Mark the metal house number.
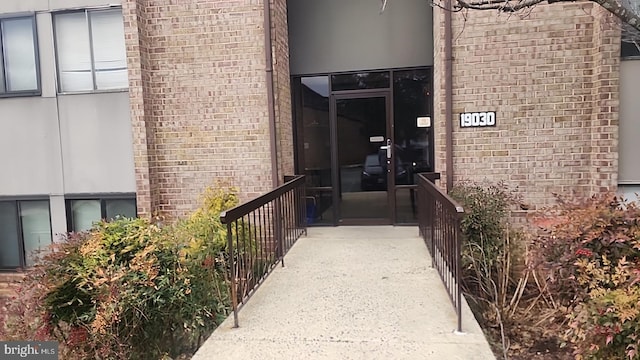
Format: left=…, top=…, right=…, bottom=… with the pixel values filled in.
left=460, top=111, right=496, bottom=128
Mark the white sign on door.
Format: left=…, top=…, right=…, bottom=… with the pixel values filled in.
left=417, top=116, right=431, bottom=128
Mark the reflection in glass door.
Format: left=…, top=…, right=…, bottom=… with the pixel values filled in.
left=294, top=68, right=433, bottom=225
left=333, top=95, right=392, bottom=223
left=392, top=68, right=433, bottom=223
left=296, top=76, right=334, bottom=225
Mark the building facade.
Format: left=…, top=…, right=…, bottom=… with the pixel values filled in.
left=0, top=1, right=137, bottom=269
left=0, top=0, right=637, bottom=269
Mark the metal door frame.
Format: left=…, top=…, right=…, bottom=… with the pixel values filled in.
left=329, top=90, right=395, bottom=225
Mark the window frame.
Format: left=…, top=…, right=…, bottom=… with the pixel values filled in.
left=0, top=197, right=51, bottom=270
left=0, top=14, right=41, bottom=98
left=65, top=193, right=137, bottom=232
left=52, top=7, right=128, bottom=94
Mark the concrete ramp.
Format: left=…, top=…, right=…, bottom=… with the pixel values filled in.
left=193, top=226, right=495, bottom=360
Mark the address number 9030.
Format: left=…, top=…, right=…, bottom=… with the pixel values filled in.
left=460, top=111, right=496, bottom=128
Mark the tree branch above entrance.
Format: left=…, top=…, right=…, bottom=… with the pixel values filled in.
left=382, top=0, right=640, bottom=41
left=453, top=0, right=640, bottom=34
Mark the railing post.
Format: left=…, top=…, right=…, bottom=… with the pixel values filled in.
left=227, top=222, right=239, bottom=328
left=274, top=197, right=284, bottom=267
left=455, top=212, right=463, bottom=333
left=301, top=185, right=308, bottom=236
left=430, top=196, right=436, bottom=268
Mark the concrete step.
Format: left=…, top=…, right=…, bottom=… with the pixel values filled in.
left=0, top=273, right=24, bottom=284
left=0, top=273, right=24, bottom=300
left=0, top=287, right=15, bottom=299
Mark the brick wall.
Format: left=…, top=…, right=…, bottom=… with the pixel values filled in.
left=433, top=3, right=620, bottom=210
left=123, top=0, right=293, bottom=219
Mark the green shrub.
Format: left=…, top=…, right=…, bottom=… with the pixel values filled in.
left=532, top=193, right=640, bottom=359
left=449, top=181, right=524, bottom=303
left=1, top=187, right=239, bottom=360
left=450, top=181, right=527, bottom=359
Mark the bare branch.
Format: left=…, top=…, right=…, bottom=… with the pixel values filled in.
left=592, top=0, right=640, bottom=31
left=453, top=0, right=640, bottom=33
left=380, top=0, right=389, bottom=13
left=456, top=0, right=553, bottom=12
left=431, top=1, right=466, bottom=12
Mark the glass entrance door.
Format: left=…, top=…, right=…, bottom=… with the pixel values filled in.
left=332, top=94, right=393, bottom=224
left=293, top=69, right=433, bottom=225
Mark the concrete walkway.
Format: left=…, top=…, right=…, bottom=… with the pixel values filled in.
left=193, top=226, right=495, bottom=360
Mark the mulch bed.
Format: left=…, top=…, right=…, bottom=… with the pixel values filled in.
left=483, top=319, right=575, bottom=360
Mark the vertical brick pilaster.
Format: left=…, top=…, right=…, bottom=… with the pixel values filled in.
left=272, top=0, right=295, bottom=179
left=590, top=6, right=620, bottom=194
left=432, top=4, right=448, bottom=190
left=123, top=0, right=155, bottom=218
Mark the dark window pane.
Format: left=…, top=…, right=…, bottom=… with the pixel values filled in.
left=105, top=199, right=136, bottom=220
left=20, top=200, right=52, bottom=267
left=622, top=23, right=640, bottom=58
left=301, top=76, right=332, bottom=188
left=336, top=97, right=389, bottom=220
left=622, top=41, right=640, bottom=58
left=0, top=26, right=5, bottom=93
left=0, top=202, right=20, bottom=268
left=395, top=188, right=418, bottom=224
left=331, top=71, right=390, bottom=91
left=393, top=69, right=433, bottom=184
left=305, top=189, right=334, bottom=225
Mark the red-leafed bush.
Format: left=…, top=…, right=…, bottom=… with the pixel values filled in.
left=532, top=193, right=640, bottom=359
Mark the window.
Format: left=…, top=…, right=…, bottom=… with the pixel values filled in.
left=331, top=71, right=390, bottom=91
left=66, top=196, right=136, bottom=232
left=622, top=40, right=640, bottom=58
left=619, top=185, right=640, bottom=202
left=0, top=200, right=52, bottom=269
left=0, top=16, right=39, bottom=95
left=54, top=9, right=128, bottom=92
left=622, top=8, right=640, bottom=59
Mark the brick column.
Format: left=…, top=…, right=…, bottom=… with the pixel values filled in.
left=433, top=3, right=620, bottom=209
left=123, top=0, right=283, bottom=219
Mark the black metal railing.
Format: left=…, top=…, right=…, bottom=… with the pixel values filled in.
left=417, top=173, right=465, bottom=332
left=220, top=175, right=307, bottom=327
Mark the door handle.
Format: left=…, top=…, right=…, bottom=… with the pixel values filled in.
left=382, top=139, right=392, bottom=159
